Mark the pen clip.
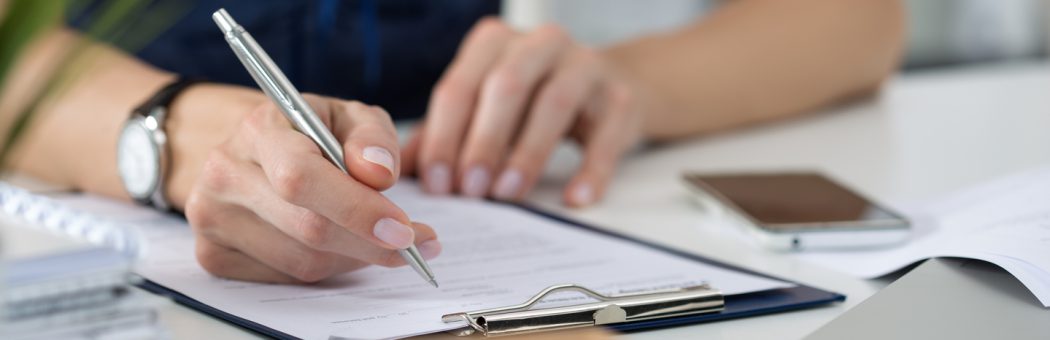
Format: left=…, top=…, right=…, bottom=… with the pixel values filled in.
left=441, top=283, right=724, bottom=337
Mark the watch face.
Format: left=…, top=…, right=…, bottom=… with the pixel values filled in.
left=117, top=120, right=160, bottom=199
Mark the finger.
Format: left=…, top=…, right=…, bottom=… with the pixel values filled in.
left=400, top=124, right=424, bottom=178
left=191, top=200, right=371, bottom=283
left=458, top=25, right=573, bottom=198
left=564, top=82, right=640, bottom=208
left=331, top=100, right=401, bottom=191
left=194, top=235, right=298, bottom=284
left=418, top=17, right=516, bottom=195
left=215, top=152, right=440, bottom=264
left=492, top=48, right=602, bottom=201
left=246, top=124, right=427, bottom=252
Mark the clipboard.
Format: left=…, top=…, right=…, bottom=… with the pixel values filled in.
left=137, top=202, right=845, bottom=339
left=441, top=283, right=726, bottom=336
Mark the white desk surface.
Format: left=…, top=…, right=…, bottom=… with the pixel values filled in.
left=152, top=61, right=1050, bottom=339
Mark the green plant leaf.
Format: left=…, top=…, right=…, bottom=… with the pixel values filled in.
left=0, top=0, right=65, bottom=89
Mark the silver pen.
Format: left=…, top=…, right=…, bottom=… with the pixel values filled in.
left=212, top=8, right=437, bottom=288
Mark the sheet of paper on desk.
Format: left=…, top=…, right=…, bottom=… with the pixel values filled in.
left=54, top=182, right=793, bottom=340
left=793, top=165, right=1050, bottom=307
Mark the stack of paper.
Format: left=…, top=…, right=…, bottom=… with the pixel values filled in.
left=793, top=166, right=1050, bottom=307
left=1, top=223, right=167, bottom=339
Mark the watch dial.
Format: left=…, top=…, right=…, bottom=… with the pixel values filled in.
left=117, top=121, right=159, bottom=199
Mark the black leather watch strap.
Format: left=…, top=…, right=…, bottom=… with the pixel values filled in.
left=133, top=77, right=204, bottom=116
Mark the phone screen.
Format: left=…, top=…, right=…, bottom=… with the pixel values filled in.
left=686, top=173, right=903, bottom=229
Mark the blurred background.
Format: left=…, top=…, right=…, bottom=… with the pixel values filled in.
left=1, top=1, right=1047, bottom=338
left=505, top=0, right=1050, bottom=72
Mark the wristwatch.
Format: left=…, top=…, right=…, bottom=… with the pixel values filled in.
left=116, top=77, right=201, bottom=211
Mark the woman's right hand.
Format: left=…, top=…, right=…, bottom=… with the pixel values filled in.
left=182, top=93, right=441, bottom=284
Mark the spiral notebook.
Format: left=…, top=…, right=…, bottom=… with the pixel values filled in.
left=0, top=181, right=844, bottom=339
left=0, top=183, right=143, bottom=257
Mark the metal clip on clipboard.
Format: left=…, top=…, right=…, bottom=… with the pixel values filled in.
left=441, top=283, right=725, bottom=337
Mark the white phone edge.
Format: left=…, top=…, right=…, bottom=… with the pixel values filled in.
left=741, top=222, right=910, bottom=251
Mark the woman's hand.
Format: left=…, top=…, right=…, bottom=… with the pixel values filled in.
left=402, top=18, right=645, bottom=207
left=184, top=94, right=441, bottom=283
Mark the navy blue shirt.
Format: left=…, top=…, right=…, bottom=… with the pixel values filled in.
left=68, top=0, right=499, bottom=120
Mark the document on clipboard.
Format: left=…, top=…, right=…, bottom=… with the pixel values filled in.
left=6, top=181, right=839, bottom=339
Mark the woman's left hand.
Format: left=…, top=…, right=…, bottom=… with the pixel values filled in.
left=402, top=18, right=646, bottom=207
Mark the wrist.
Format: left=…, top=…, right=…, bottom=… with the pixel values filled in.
left=164, top=83, right=266, bottom=210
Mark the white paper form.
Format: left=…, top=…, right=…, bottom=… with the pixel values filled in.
left=55, top=182, right=793, bottom=340
left=793, top=166, right=1050, bottom=307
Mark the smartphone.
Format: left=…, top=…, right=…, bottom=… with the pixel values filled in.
left=683, top=172, right=910, bottom=251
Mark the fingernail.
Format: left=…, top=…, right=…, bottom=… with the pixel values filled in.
left=493, top=169, right=523, bottom=200
left=462, top=166, right=490, bottom=198
left=362, top=146, right=395, bottom=175
left=418, top=240, right=442, bottom=260
left=426, top=163, right=451, bottom=194
left=373, top=218, right=415, bottom=249
left=571, top=183, right=593, bottom=206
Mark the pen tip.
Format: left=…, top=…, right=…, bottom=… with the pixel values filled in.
left=429, top=279, right=439, bottom=288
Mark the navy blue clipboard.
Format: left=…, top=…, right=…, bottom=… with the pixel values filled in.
left=137, top=203, right=845, bottom=339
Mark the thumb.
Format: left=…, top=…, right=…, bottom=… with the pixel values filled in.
left=335, top=101, right=402, bottom=191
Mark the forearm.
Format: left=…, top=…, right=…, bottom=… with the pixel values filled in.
left=1, top=28, right=262, bottom=209
left=604, top=0, right=905, bottom=141
left=1, top=27, right=170, bottom=194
